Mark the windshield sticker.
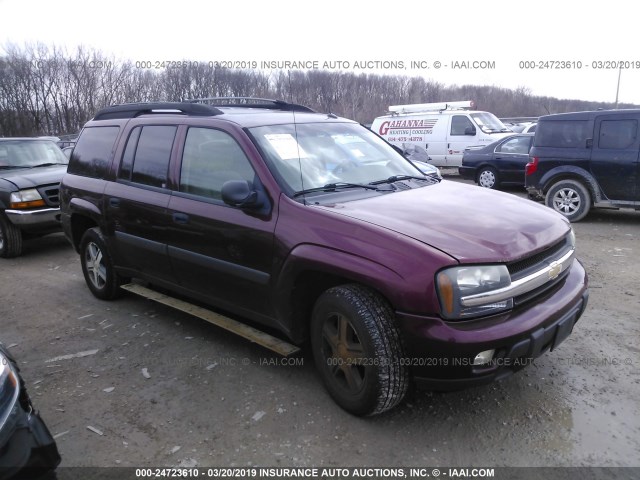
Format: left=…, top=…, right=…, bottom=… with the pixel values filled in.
left=264, top=133, right=308, bottom=160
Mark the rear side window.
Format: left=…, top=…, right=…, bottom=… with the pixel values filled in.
left=598, top=119, right=637, bottom=149
left=68, top=126, right=119, bottom=178
left=496, top=136, right=531, bottom=154
left=535, top=120, right=590, bottom=148
left=118, top=126, right=176, bottom=188
left=179, top=127, right=255, bottom=200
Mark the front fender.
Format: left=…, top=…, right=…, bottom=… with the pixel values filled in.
left=272, top=243, right=407, bottom=342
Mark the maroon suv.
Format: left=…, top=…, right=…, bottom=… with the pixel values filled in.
left=60, top=99, right=588, bottom=416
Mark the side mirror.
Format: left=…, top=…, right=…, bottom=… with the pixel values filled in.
left=221, top=180, right=262, bottom=209
left=465, top=126, right=476, bottom=136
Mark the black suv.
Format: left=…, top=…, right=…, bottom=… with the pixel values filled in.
left=0, top=138, right=68, bottom=257
left=60, top=99, right=587, bottom=416
left=525, top=109, right=640, bottom=222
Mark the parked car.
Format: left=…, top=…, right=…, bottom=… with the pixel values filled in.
left=61, top=99, right=588, bottom=416
left=0, top=344, right=61, bottom=479
left=0, top=138, right=68, bottom=257
left=61, top=147, right=73, bottom=159
left=526, top=109, right=640, bottom=222
left=400, top=144, right=442, bottom=180
left=459, top=133, right=533, bottom=189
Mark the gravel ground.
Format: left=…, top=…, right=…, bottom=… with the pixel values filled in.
left=1, top=178, right=639, bottom=471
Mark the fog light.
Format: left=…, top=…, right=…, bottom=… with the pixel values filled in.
left=473, top=349, right=495, bottom=365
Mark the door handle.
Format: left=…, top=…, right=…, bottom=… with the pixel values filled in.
left=172, top=212, right=189, bottom=224
left=109, top=198, right=120, bottom=208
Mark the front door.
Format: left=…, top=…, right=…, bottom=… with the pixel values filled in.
left=166, top=126, right=277, bottom=319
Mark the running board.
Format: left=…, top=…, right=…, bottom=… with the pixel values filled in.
left=120, top=283, right=301, bottom=357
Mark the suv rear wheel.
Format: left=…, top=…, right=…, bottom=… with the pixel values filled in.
left=80, top=227, right=126, bottom=300
left=310, top=284, right=409, bottom=416
left=0, top=213, right=23, bottom=258
left=545, top=179, right=591, bottom=222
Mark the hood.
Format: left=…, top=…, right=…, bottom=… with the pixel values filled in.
left=0, top=165, right=68, bottom=190
left=317, top=181, right=570, bottom=263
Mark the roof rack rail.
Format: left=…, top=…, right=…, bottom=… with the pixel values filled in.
left=93, top=102, right=223, bottom=120
left=185, top=97, right=315, bottom=113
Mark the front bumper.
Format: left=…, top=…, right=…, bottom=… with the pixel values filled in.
left=0, top=407, right=60, bottom=480
left=4, top=208, right=62, bottom=232
left=396, top=259, right=589, bottom=390
left=0, top=347, right=61, bottom=480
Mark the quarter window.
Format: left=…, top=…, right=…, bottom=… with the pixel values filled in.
left=535, top=121, right=589, bottom=148
left=180, top=128, right=255, bottom=200
left=68, top=126, right=119, bottom=178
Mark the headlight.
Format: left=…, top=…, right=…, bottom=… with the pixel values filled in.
left=436, top=265, right=512, bottom=319
left=0, top=351, right=20, bottom=433
left=9, top=188, right=46, bottom=209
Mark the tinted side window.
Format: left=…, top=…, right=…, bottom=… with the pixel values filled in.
left=450, top=115, right=475, bottom=136
left=180, top=128, right=255, bottom=200
left=535, top=120, right=590, bottom=148
left=497, top=136, right=531, bottom=154
left=131, top=126, right=177, bottom=188
left=119, top=127, right=141, bottom=181
left=598, top=119, right=637, bottom=149
left=68, top=126, right=119, bottom=178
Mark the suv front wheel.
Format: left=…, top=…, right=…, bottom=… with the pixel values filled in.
left=310, top=284, right=409, bottom=416
left=545, top=179, right=591, bottom=222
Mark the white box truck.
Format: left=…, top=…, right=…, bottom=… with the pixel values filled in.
left=371, top=101, right=513, bottom=167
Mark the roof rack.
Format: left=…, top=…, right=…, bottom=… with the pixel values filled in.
left=185, top=97, right=315, bottom=113
left=388, top=101, right=475, bottom=115
left=93, top=102, right=223, bottom=120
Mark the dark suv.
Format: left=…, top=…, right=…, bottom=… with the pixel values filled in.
left=0, top=138, right=68, bottom=257
left=526, top=109, right=640, bottom=222
left=60, top=99, right=588, bottom=416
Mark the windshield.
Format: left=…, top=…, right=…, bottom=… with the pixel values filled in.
left=0, top=140, right=68, bottom=168
left=249, top=122, right=424, bottom=193
left=470, top=113, right=510, bottom=134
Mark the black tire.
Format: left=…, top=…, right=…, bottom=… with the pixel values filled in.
left=79, top=227, right=125, bottom=300
left=310, top=284, right=409, bottom=416
left=0, top=212, right=23, bottom=258
left=477, top=166, right=499, bottom=189
left=545, top=179, right=591, bottom=222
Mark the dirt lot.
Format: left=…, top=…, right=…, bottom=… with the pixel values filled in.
left=1, top=179, right=639, bottom=471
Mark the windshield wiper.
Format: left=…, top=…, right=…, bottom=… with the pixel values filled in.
left=30, top=162, right=68, bottom=168
left=293, top=182, right=381, bottom=197
left=0, top=165, right=30, bottom=170
left=369, top=174, right=429, bottom=185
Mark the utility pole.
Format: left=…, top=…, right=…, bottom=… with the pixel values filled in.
left=614, top=66, right=622, bottom=108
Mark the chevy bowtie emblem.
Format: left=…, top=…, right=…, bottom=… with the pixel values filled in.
left=548, top=261, right=562, bottom=280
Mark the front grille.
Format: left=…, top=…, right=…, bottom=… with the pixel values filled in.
left=37, top=184, right=61, bottom=207
left=508, top=236, right=571, bottom=280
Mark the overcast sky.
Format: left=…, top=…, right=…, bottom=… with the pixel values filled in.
left=2, top=0, right=639, bottom=106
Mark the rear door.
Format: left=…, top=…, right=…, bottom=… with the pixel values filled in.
left=494, top=135, right=532, bottom=183
left=104, top=124, right=177, bottom=282
left=591, top=115, right=639, bottom=202
left=166, top=125, right=277, bottom=318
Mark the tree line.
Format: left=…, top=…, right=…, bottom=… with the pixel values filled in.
left=1, top=43, right=636, bottom=137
